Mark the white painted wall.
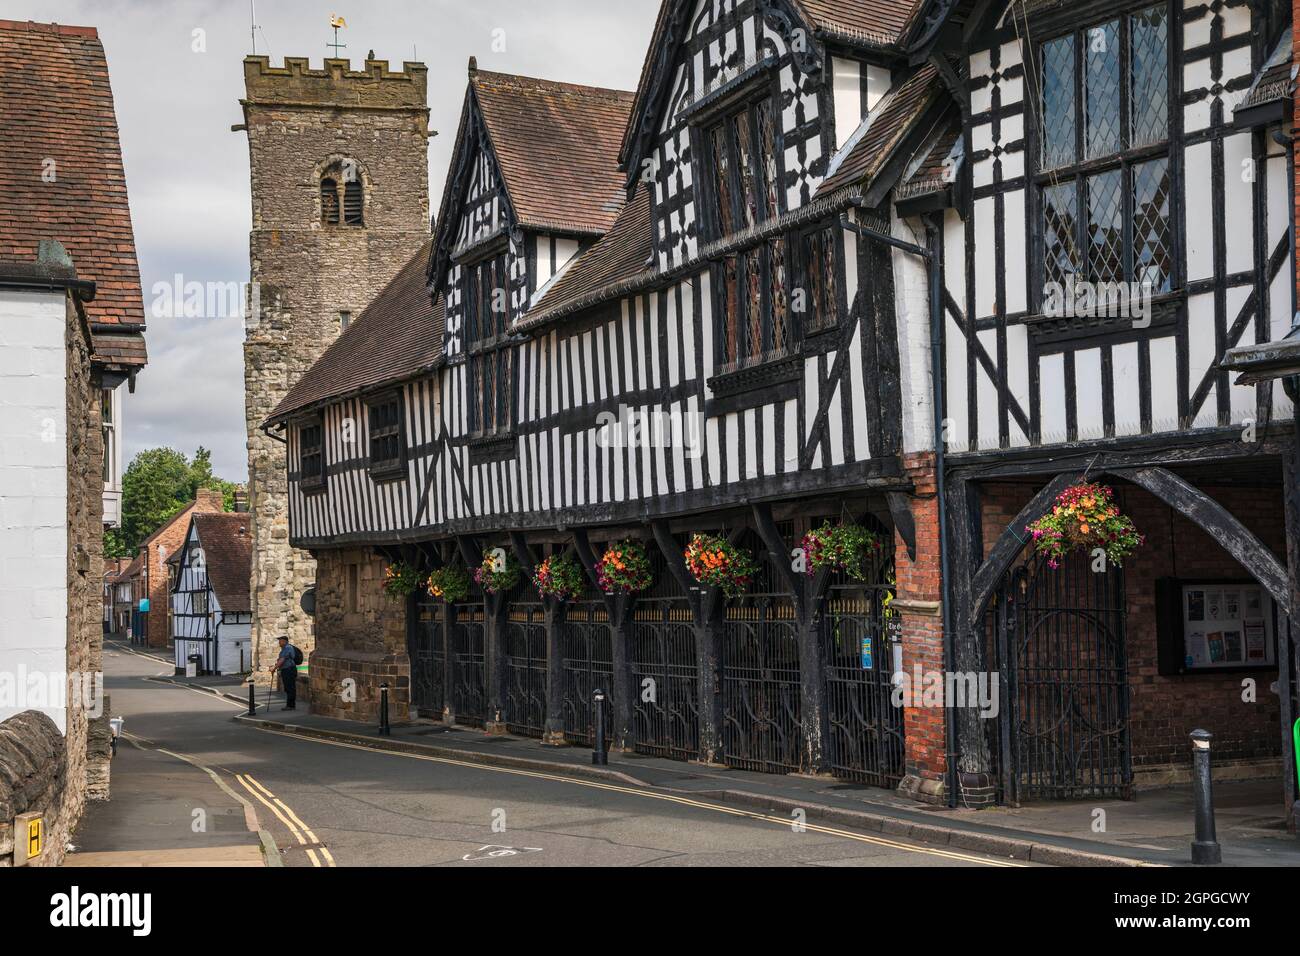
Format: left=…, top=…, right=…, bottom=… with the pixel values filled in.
left=102, top=383, right=122, bottom=528
left=0, top=288, right=70, bottom=732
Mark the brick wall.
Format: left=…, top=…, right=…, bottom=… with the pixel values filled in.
left=138, top=488, right=225, bottom=648
left=308, top=548, right=411, bottom=722
left=978, top=477, right=1286, bottom=776
left=893, top=452, right=949, bottom=803
left=241, top=57, right=431, bottom=681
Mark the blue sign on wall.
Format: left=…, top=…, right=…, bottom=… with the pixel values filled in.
left=860, top=635, right=873, bottom=670
left=138, top=598, right=150, bottom=613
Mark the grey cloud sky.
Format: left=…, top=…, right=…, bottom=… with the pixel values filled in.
left=11, top=0, right=659, bottom=481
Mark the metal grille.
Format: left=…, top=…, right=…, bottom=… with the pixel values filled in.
left=410, top=595, right=445, bottom=715
left=560, top=602, right=613, bottom=745
left=630, top=602, right=700, bottom=760
left=822, top=568, right=904, bottom=787
left=504, top=603, right=547, bottom=737
left=449, top=604, right=487, bottom=727
left=992, top=550, right=1131, bottom=801
left=723, top=594, right=802, bottom=773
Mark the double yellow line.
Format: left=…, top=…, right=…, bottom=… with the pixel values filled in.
left=235, top=773, right=335, bottom=867
left=252, top=726, right=1023, bottom=867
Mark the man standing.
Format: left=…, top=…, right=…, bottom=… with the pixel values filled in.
left=271, top=635, right=301, bottom=710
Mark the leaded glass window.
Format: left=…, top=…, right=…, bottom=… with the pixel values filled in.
left=1036, top=3, right=1173, bottom=304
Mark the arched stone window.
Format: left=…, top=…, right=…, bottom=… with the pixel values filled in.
left=319, top=159, right=364, bottom=227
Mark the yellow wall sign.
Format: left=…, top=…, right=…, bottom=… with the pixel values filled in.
left=14, top=812, right=43, bottom=866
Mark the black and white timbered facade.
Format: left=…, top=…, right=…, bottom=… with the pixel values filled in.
left=169, top=513, right=253, bottom=676
left=268, top=0, right=1300, bottom=814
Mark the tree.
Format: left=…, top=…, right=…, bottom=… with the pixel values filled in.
left=103, top=447, right=237, bottom=557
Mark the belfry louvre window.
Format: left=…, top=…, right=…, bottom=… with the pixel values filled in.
left=299, top=421, right=324, bottom=489
left=320, top=178, right=340, bottom=225
left=464, top=252, right=512, bottom=436
left=367, top=394, right=405, bottom=478
left=1037, top=4, right=1173, bottom=303
left=343, top=179, right=364, bottom=225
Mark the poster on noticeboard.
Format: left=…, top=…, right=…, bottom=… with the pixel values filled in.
left=1181, top=583, right=1275, bottom=671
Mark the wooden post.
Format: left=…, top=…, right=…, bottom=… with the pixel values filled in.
left=1281, top=433, right=1300, bottom=820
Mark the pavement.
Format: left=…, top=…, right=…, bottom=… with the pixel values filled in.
left=79, top=641, right=1023, bottom=867
left=87, top=637, right=1300, bottom=867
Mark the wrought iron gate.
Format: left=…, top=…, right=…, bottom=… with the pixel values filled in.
left=722, top=594, right=802, bottom=773
left=449, top=603, right=487, bottom=727
left=561, top=602, right=613, bottom=745
left=991, top=550, right=1131, bottom=801
left=822, top=573, right=904, bottom=787
left=409, top=594, right=445, bottom=716
left=504, top=602, right=547, bottom=737
left=630, top=602, right=699, bottom=760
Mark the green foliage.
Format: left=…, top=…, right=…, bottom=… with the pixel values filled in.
left=104, top=446, right=238, bottom=557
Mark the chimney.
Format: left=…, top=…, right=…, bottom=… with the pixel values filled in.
left=232, top=486, right=248, bottom=512
left=194, top=487, right=226, bottom=512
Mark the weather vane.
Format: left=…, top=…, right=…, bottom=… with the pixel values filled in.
left=327, top=14, right=347, bottom=58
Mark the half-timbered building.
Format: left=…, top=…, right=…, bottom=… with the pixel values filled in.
left=169, top=512, right=254, bottom=676
left=264, top=0, right=1300, bottom=820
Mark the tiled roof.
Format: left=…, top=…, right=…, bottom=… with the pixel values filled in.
left=267, top=241, right=443, bottom=423
left=818, top=64, right=941, bottom=197
left=191, top=513, right=252, bottom=615
left=794, top=0, right=920, bottom=44
left=895, top=116, right=962, bottom=201
left=471, top=68, right=634, bottom=236
left=524, top=187, right=653, bottom=328
left=0, top=21, right=146, bottom=337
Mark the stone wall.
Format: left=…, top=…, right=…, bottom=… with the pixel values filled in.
left=241, top=56, right=430, bottom=679
left=0, top=712, right=66, bottom=866
left=308, top=548, right=410, bottom=722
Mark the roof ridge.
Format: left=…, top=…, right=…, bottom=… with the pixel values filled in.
left=0, top=20, right=99, bottom=38
left=473, top=68, right=635, bottom=102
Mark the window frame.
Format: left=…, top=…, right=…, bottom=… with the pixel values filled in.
left=366, top=391, right=406, bottom=481
left=297, top=417, right=326, bottom=492
left=461, top=249, right=514, bottom=438
left=699, top=89, right=784, bottom=244
left=795, top=223, right=843, bottom=338
left=1029, top=1, right=1178, bottom=313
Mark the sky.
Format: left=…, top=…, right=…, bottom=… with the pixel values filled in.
left=10, top=0, right=660, bottom=482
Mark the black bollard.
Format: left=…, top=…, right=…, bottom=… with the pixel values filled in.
left=379, top=683, right=391, bottom=736
left=1189, top=729, right=1222, bottom=864
left=592, top=688, right=608, bottom=765
left=247, top=681, right=256, bottom=717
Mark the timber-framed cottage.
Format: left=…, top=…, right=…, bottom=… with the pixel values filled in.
left=262, top=0, right=1300, bottom=821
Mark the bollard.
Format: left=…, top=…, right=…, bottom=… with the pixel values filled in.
left=1190, top=729, right=1222, bottom=864
left=247, top=681, right=256, bottom=717
left=379, top=683, right=391, bottom=736
left=592, top=688, right=608, bottom=765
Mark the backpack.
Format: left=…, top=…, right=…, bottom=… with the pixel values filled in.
left=292, top=646, right=304, bottom=665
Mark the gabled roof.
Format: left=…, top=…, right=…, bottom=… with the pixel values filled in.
left=620, top=0, right=920, bottom=183
left=525, top=186, right=654, bottom=327
left=429, top=63, right=633, bottom=291
left=267, top=241, right=443, bottom=424
left=817, top=64, right=942, bottom=198
left=188, top=513, right=252, bottom=614
left=0, top=20, right=147, bottom=367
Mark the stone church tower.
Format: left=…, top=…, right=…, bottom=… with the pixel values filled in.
left=238, top=55, right=430, bottom=673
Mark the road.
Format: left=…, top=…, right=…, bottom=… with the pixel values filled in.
left=93, top=640, right=1027, bottom=868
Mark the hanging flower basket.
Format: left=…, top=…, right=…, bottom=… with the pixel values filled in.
left=800, top=522, right=884, bottom=581
left=383, top=560, right=426, bottom=599
left=1027, top=482, right=1144, bottom=569
left=684, top=533, right=758, bottom=597
left=426, top=565, right=470, bottom=603
left=474, top=550, right=521, bottom=595
left=533, top=553, right=585, bottom=601
left=596, top=540, right=653, bottom=595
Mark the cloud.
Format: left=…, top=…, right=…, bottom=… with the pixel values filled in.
left=9, top=0, right=660, bottom=488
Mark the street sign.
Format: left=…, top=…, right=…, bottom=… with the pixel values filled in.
left=860, top=635, right=873, bottom=669
left=14, top=812, right=43, bottom=866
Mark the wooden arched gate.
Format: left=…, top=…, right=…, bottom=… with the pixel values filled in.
left=987, top=549, right=1132, bottom=801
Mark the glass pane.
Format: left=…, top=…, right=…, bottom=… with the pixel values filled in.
left=769, top=238, right=788, bottom=353
left=1085, top=20, right=1120, bottom=159
left=734, top=110, right=760, bottom=229
left=1132, top=157, right=1172, bottom=292
left=1041, top=35, right=1077, bottom=169
left=755, top=99, right=780, bottom=221
left=1043, top=182, right=1080, bottom=291
left=711, top=124, right=735, bottom=235
left=1087, top=169, right=1124, bottom=284
left=744, top=246, right=763, bottom=361
left=818, top=227, right=836, bottom=328
left=721, top=257, right=740, bottom=364
left=1130, top=6, right=1168, bottom=148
